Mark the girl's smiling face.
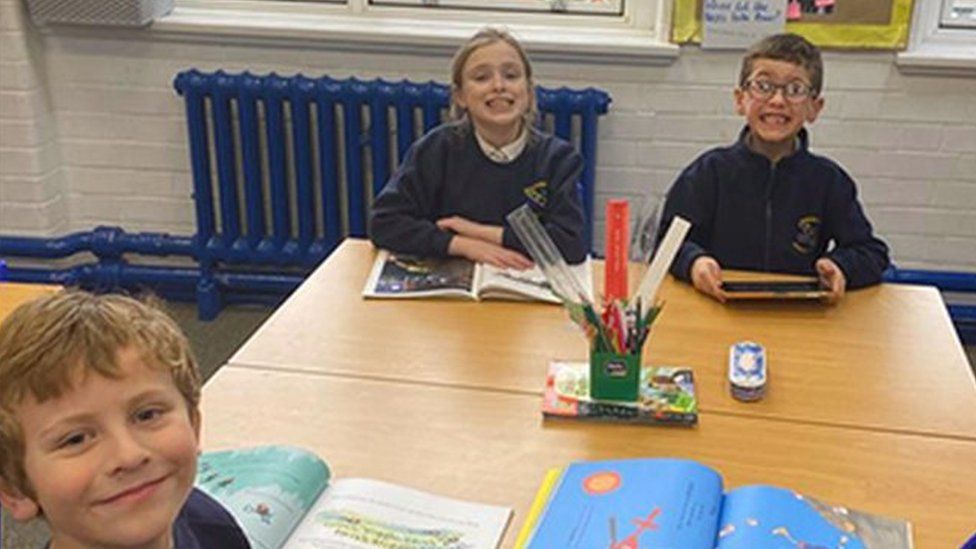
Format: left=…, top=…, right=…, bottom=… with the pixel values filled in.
left=454, top=40, right=532, bottom=145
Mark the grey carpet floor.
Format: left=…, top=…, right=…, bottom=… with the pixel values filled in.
left=3, top=302, right=975, bottom=548
left=163, top=302, right=274, bottom=381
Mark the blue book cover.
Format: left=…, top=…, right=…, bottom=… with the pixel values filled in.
left=526, top=459, right=724, bottom=548
left=522, top=459, right=911, bottom=549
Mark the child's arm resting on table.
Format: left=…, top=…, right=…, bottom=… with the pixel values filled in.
left=369, top=144, right=454, bottom=258
left=437, top=216, right=504, bottom=245
left=434, top=217, right=531, bottom=269
left=448, top=235, right=532, bottom=269
left=822, top=169, right=890, bottom=290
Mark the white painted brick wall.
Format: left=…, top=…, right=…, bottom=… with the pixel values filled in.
left=0, top=25, right=973, bottom=272
left=0, top=0, right=65, bottom=235
left=0, top=195, right=67, bottom=232
left=1, top=118, right=53, bottom=147
left=0, top=171, right=61, bottom=202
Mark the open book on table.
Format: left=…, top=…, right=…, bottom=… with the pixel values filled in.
left=196, top=445, right=512, bottom=549
left=362, top=249, right=593, bottom=304
left=516, top=458, right=911, bottom=549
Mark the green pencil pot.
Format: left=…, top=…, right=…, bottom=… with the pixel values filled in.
left=589, top=351, right=641, bottom=402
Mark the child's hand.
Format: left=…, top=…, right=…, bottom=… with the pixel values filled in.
left=816, top=258, right=846, bottom=305
left=437, top=216, right=504, bottom=245
left=691, top=256, right=727, bottom=303
left=448, top=235, right=533, bottom=270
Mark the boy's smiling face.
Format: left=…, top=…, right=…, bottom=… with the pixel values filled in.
left=735, top=58, right=824, bottom=158
left=2, top=346, right=200, bottom=549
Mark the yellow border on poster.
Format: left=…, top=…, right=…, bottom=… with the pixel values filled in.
left=671, top=0, right=914, bottom=49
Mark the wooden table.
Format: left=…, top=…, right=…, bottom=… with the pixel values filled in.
left=229, top=239, right=976, bottom=440
left=0, top=281, right=60, bottom=324
left=201, top=366, right=976, bottom=549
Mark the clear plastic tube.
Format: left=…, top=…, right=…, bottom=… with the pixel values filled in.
left=506, top=205, right=591, bottom=304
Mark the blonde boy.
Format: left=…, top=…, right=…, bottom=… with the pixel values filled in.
left=0, top=291, right=249, bottom=549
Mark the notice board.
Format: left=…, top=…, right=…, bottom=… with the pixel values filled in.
left=673, top=0, right=914, bottom=49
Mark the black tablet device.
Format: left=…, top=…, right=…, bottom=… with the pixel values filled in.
left=721, top=280, right=827, bottom=300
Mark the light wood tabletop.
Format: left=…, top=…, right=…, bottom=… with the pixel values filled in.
left=229, top=239, right=976, bottom=441
left=0, top=281, right=60, bottom=324
left=202, top=366, right=976, bottom=549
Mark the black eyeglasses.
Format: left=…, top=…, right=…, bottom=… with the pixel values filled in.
left=743, top=79, right=816, bottom=103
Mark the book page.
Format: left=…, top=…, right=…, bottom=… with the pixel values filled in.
left=478, top=257, right=593, bottom=304
left=717, top=485, right=912, bottom=549
left=526, top=458, right=723, bottom=548
left=477, top=264, right=559, bottom=303
left=283, top=478, right=512, bottom=548
left=196, top=446, right=332, bottom=549
left=362, top=250, right=477, bottom=300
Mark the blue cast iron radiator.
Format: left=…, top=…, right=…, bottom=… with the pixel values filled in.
left=0, top=70, right=612, bottom=319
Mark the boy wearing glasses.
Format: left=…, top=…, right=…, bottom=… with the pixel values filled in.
left=658, top=33, right=889, bottom=303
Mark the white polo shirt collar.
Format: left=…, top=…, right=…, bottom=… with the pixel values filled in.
left=474, top=125, right=529, bottom=164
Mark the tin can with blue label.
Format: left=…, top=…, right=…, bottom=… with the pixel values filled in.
left=729, top=341, right=767, bottom=402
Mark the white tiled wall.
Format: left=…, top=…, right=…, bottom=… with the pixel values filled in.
left=1, top=0, right=974, bottom=270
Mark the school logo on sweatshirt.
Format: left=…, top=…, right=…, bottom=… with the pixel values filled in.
left=523, top=180, right=548, bottom=208
left=793, top=215, right=821, bottom=254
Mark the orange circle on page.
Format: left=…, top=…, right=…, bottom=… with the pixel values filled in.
left=582, top=471, right=621, bottom=495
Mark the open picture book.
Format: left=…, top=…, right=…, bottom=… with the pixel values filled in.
left=516, top=458, right=911, bottom=549
left=362, top=249, right=592, bottom=304
left=196, top=445, right=512, bottom=549
left=543, top=361, right=698, bottom=426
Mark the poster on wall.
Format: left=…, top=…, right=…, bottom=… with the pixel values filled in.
left=702, top=0, right=788, bottom=49
left=673, top=0, right=914, bottom=49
